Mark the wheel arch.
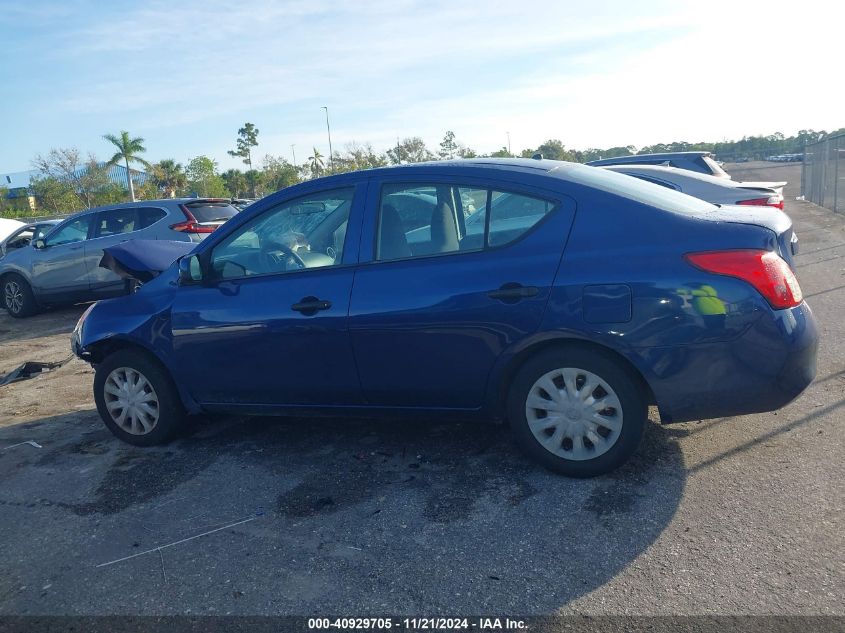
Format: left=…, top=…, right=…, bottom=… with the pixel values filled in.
left=1, top=268, right=40, bottom=314
left=1, top=269, right=34, bottom=291
left=85, top=335, right=202, bottom=414
left=487, top=335, right=656, bottom=420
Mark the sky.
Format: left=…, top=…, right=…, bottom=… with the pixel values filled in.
left=1, top=0, right=843, bottom=173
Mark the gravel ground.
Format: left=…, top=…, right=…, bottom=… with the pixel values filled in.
left=0, top=163, right=842, bottom=616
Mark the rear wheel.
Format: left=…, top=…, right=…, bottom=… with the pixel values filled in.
left=94, top=349, right=184, bottom=446
left=508, top=347, right=646, bottom=477
left=3, top=274, right=38, bottom=318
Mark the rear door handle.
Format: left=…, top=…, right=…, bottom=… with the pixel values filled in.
left=487, top=283, right=539, bottom=303
left=291, top=296, right=332, bottom=315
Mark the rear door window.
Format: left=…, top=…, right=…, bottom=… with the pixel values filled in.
left=94, top=208, right=138, bottom=237
left=376, top=183, right=556, bottom=261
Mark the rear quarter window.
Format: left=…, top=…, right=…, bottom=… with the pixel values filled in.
left=139, top=207, right=167, bottom=229
left=698, top=155, right=731, bottom=178
left=562, top=164, right=717, bottom=215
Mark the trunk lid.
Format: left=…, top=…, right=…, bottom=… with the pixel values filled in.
left=738, top=181, right=787, bottom=197
left=683, top=204, right=797, bottom=267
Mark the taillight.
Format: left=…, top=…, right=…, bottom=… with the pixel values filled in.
left=684, top=249, right=802, bottom=309
left=736, top=196, right=784, bottom=211
left=170, top=205, right=215, bottom=234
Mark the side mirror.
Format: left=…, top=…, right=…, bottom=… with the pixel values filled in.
left=178, top=255, right=203, bottom=285
left=33, top=239, right=46, bottom=250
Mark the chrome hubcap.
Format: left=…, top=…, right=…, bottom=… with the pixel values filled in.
left=4, top=281, right=23, bottom=314
left=525, top=367, right=623, bottom=461
left=103, top=367, right=160, bottom=435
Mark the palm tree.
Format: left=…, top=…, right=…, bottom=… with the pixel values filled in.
left=152, top=159, right=187, bottom=198
left=308, top=147, right=325, bottom=178
left=103, top=130, right=151, bottom=202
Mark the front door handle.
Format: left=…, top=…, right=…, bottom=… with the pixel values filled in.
left=487, top=283, right=539, bottom=304
left=291, top=296, right=332, bottom=315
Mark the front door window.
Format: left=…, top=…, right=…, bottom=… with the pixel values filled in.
left=210, top=188, right=354, bottom=280
left=45, top=216, right=93, bottom=246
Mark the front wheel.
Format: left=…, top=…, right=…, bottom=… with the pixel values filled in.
left=3, top=274, right=39, bottom=318
left=94, top=349, right=184, bottom=446
left=508, top=347, right=647, bottom=477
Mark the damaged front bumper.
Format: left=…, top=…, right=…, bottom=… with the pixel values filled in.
left=71, top=303, right=97, bottom=362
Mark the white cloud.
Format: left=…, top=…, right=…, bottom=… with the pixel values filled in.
left=4, top=0, right=843, bottom=170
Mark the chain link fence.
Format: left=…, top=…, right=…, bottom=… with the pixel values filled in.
left=802, top=133, right=845, bottom=213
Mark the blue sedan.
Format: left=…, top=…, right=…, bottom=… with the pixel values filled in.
left=71, top=159, right=817, bottom=477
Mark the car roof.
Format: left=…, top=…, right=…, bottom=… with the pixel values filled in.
left=323, top=158, right=558, bottom=179
left=55, top=198, right=236, bottom=222
left=256, top=158, right=669, bottom=204
left=278, top=158, right=587, bottom=189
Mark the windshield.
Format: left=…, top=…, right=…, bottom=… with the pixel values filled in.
left=34, top=223, right=59, bottom=240
left=559, top=164, right=718, bottom=215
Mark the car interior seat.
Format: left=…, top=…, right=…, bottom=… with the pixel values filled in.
left=104, top=218, right=123, bottom=235
left=429, top=202, right=459, bottom=253
left=378, top=204, right=412, bottom=260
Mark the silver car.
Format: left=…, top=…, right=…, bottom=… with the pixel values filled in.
left=602, top=165, right=786, bottom=210
left=1, top=198, right=238, bottom=317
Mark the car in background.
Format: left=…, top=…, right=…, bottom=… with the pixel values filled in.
left=587, top=151, right=731, bottom=179
left=766, top=154, right=804, bottom=162
left=1, top=198, right=238, bottom=317
left=231, top=198, right=258, bottom=211
left=71, top=158, right=816, bottom=477
left=0, top=218, right=26, bottom=243
left=602, top=165, right=786, bottom=210
left=0, top=219, right=61, bottom=258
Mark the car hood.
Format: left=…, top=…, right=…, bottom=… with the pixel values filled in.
left=0, top=218, right=25, bottom=242
left=100, top=240, right=196, bottom=283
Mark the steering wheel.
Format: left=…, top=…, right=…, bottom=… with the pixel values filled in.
left=260, top=240, right=307, bottom=272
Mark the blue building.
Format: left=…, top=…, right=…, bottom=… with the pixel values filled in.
left=1, top=163, right=148, bottom=211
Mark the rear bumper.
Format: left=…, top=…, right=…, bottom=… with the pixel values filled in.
left=634, top=302, right=818, bottom=423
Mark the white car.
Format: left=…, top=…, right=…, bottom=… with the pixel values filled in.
left=0, top=218, right=26, bottom=243
left=602, top=165, right=786, bottom=211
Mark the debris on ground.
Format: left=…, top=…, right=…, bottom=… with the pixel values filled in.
left=0, top=356, right=73, bottom=387
left=3, top=440, right=43, bottom=450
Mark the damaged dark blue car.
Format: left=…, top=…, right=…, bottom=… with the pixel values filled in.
left=72, top=159, right=818, bottom=477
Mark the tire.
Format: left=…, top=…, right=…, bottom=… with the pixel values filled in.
left=94, top=349, right=185, bottom=446
left=507, top=347, right=647, bottom=477
left=3, top=274, right=39, bottom=318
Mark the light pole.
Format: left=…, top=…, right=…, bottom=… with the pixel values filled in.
left=507, top=131, right=511, bottom=155
left=321, top=106, right=334, bottom=173
left=290, top=144, right=297, bottom=168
